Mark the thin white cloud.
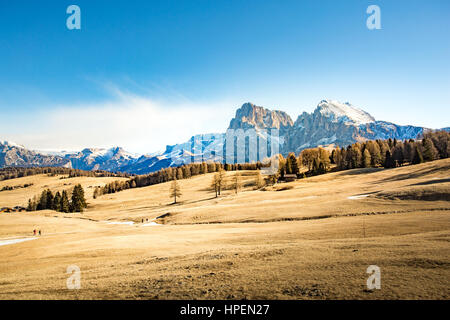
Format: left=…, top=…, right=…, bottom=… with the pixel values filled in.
left=0, top=89, right=236, bottom=154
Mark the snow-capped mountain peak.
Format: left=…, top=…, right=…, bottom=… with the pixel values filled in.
left=107, top=147, right=140, bottom=160
left=78, top=147, right=139, bottom=160
left=316, top=99, right=375, bottom=125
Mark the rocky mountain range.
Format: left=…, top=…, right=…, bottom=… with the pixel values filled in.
left=284, top=100, right=426, bottom=153
left=1, top=100, right=446, bottom=174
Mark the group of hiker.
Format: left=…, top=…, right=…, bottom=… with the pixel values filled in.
left=33, top=229, right=42, bottom=236
left=141, top=218, right=149, bottom=223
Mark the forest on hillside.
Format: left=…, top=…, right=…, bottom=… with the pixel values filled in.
left=94, top=130, right=450, bottom=198
left=0, top=166, right=131, bottom=182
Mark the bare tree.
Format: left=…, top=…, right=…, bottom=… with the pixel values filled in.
left=255, top=170, right=265, bottom=189
left=217, top=169, right=225, bottom=195
left=170, top=178, right=182, bottom=204
left=210, top=173, right=220, bottom=198
left=231, top=172, right=242, bottom=194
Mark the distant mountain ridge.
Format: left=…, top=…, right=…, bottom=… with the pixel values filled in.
left=225, top=100, right=427, bottom=154
left=285, top=100, right=426, bottom=153
left=1, top=100, right=446, bottom=174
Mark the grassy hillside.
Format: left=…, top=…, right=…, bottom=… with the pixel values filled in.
left=0, top=159, right=448, bottom=299
left=0, top=174, right=129, bottom=208
left=83, top=158, right=449, bottom=224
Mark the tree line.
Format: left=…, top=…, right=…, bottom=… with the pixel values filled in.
left=277, top=130, right=449, bottom=178
left=26, top=184, right=87, bottom=213
left=0, top=183, right=33, bottom=192
left=94, top=130, right=449, bottom=199
left=0, top=166, right=131, bottom=182
left=93, top=161, right=264, bottom=198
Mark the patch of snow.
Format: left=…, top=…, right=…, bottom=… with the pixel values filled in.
left=35, top=149, right=77, bottom=156
left=141, top=222, right=162, bottom=226
left=298, top=143, right=311, bottom=149
left=318, top=100, right=375, bottom=125
left=347, top=194, right=370, bottom=200
left=0, top=237, right=37, bottom=247
left=90, top=148, right=112, bottom=158
left=317, top=134, right=337, bottom=145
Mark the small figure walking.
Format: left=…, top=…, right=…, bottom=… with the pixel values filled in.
left=33, top=229, right=36, bottom=236
left=38, top=230, right=41, bottom=236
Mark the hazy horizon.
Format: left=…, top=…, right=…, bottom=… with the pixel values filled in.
left=1, top=96, right=449, bottom=155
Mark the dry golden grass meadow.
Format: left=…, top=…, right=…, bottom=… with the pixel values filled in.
left=0, top=159, right=449, bottom=299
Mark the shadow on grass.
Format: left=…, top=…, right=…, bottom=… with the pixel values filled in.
left=333, top=168, right=383, bottom=176
left=408, top=178, right=450, bottom=186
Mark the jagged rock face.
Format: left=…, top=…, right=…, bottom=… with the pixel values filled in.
left=228, top=102, right=293, bottom=132
left=286, top=109, right=362, bottom=153
left=227, top=100, right=424, bottom=155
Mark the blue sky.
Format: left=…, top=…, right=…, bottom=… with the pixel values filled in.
left=0, top=0, right=449, bottom=153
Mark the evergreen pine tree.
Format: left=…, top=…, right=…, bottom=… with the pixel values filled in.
left=330, top=149, right=336, bottom=164
left=392, top=144, right=405, bottom=167
left=27, top=199, right=33, bottom=211
left=318, top=162, right=326, bottom=174
left=279, top=165, right=286, bottom=179
left=78, top=185, right=87, bottom=208
left=388, top=138, right=394, bottom=149
left=37, top=190, right=47, bottom=210
left=71, top=184, right=87, bottom=212
left=287, top=153, right=299, bottom=175
left=61, top=190, right=70, bottom=213
left=53, top=191, right=62, bottom=211
left=45, top=189, right=54, bottom=209
left=404, top=141, right=414, bottom=163
left=384, top=150, right=394, bottom=168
